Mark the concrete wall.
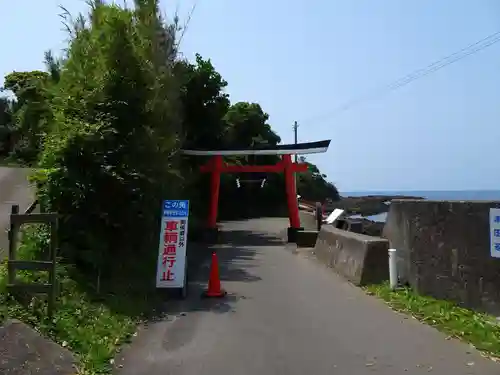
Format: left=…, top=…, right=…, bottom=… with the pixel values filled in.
left=383, top=199, right=500, bottom=315
left=314, top=225, right=389, bottom=286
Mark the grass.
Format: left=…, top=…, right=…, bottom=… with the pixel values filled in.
left=366, top=283, right=500, bottom=361
left=0, top=225, right=162, bottom=374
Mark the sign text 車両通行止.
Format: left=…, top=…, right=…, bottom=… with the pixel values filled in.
left=489, top=208, right=500, bottom=258
left=156, top=200, right=189, bottom=288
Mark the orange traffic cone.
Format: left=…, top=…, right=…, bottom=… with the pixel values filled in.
left=203, top=252, right=226, bottom=298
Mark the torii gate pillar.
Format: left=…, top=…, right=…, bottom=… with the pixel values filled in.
left=282, top=154, right=301, bottom=231
left=202, top=154, right=305, bottom=243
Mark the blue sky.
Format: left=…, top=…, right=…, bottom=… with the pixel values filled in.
left=2, top=1, right=500, bottom=192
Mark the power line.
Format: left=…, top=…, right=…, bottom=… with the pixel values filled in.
left=177, top=0, right=199, bottom=49
left=302, top=30, right=500, bottom=126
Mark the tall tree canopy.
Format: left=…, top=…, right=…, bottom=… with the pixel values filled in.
left=0, top=0, right=339, bottom=278
left=223, top=102, right=281, bottom=149
left=2, top=71, right=53, bottom=163
left=176, top=54, right=230, bottom=152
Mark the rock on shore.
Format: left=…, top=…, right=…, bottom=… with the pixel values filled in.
left=327, top=195, right=425, bottom=217
left=324, top=195, right=425, bottom=237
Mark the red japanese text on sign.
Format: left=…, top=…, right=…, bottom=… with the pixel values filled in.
left=163, top=244, right=176, bottom=255
left=164, top=232, right=178, bottom=244
left=165, top=220, right=179, bottom=231
left=162, top=255, right=175, bottom=268
left=162, top=220, right=179, bottom=276
left=161, top=269, right=175, bottom=281
left=162, top=243, right=176, bottom=267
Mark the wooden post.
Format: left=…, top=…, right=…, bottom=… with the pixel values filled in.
left=48, top=215, right=59, bottom=317
left=7, top=206, right=59, bottom=318
left=7, top=204, right=19, bottom=285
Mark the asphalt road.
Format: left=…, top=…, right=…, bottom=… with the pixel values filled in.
left=116, top=218, right=500, bottom=375
left=0, top=167, right=34, bottom=256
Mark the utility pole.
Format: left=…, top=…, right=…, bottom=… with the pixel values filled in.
left=293, top=121, right=299, bottom=197
left=293, top=121, right=298, bottom=163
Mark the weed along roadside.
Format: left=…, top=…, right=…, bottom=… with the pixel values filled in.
left=299, top=216, right=500, bottom=365
left=0, top=203, right=141, bottom=374
left=366, top=283, right=500, bottom=361
left=0, top=199, right=204, bottom=374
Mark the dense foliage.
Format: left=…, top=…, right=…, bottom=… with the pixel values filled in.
left=0, top=0, right=339, bottom=276
left=297, top=156, right=339, bottom=203
left=2, top=71, right=53, bottom=163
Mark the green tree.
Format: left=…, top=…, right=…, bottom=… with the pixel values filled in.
left=33, top=0, right=183, bottom=279
left=217, top=102, right=286, bottom=217
left=173, top=54, right=231, bottom=222
left=3, top=71, right=50, bottom=96
left=297, top=156, right=340, bottom=202
left=3, top=70, right=53, bottom=163
left=223, top=102, right=280, bottom=149
left=44, top=50, right=63, bottom=84
left=222, top=101, right=281, bottom=171
left=176, top=54, right=230, bottom=151
left=0, top=97, right=14, bottom=156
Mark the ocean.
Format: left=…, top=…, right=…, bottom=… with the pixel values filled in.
left=342, top=190, right=500, bottom=201
left=341, top=190, right=500, bottom=222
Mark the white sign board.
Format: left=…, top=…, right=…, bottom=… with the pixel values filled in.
left=156, top=200, right=189, bottom=288
left=489, top=208, right=500, bottom=258
left=325, top=208, right=345, bottom=225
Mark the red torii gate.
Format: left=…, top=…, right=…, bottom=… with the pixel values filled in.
left=181, top=140, right=331, bottom=242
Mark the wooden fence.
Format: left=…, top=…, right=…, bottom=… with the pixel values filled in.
left=6, top=202, right=59, bottom=317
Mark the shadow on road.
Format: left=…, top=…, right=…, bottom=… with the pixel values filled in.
left=83, top=221, right=287, bottom=324
left=220, top=229, right=284, bottom=247
left=113, top=220, right=289, bottom=370
left=156, top=224, right=285, bottom=318
left=218, top=247, right=261, bottom=283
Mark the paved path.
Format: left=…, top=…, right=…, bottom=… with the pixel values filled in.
left=116, top=218, right=500, bottom=375
left=0, top=167, right=34, bottom=256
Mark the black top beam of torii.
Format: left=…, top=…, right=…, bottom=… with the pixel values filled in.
left=180, top=140, right=331, bottom=156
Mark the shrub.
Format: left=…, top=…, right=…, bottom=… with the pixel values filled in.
left=32, top=2, right=183, bottom=283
